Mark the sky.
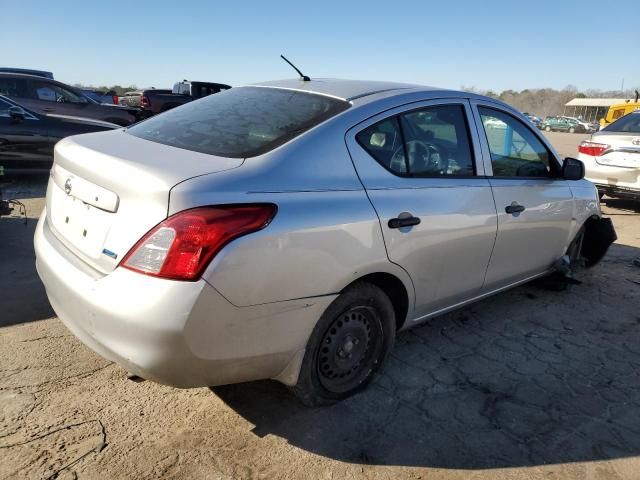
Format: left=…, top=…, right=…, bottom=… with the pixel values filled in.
left=3, top=0, right=639, bottom=93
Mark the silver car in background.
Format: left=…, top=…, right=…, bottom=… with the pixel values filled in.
left=34, top=79, right=614, bottom=406
left=579, top=111, right=640, bottom=200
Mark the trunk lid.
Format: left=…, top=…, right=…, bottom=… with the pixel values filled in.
left=46, top=129, right=244, bottom=274
left=593, top=132, right=640, bottom=169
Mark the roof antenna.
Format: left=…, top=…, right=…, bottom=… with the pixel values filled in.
left=280, top=55, right=310, bottom=82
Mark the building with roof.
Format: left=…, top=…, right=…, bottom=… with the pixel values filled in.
left=563, top=98, right=629, bottom=122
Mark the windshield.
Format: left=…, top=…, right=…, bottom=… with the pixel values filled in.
left=126, top=87, right=350, bottom=158
left=604, top=113, right=640, bottom=133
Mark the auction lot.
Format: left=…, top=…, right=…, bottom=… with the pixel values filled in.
left=1, top=132, right=640, bottom=479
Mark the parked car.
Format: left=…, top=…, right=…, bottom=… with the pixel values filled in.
left=0, top=68, right=53, bottom=79
left=541, top=116, right=586, bottom=133
left=578, top=110, right=640, bottom=200
left=522, top=112, right=542, bottom=129
left=563, top=116, right=597, bottom=133
left=120, top=81, right=231, bottom=116
left=0, top=73, right=136, bottom=126
left=80, top=89, right=119, bottom=105
left=34, top=79, right=614, bottom=406
left=0, top=95, right=117, bottom=174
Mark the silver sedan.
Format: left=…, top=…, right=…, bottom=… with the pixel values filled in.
left=34, top=79, right=614, bottom=405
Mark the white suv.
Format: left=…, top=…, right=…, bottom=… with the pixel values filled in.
left=578, top=111, right=640, bottom=200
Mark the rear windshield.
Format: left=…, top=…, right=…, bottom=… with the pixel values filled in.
left=604, top=112, right=640, bottom=133
left=127, top=86, right=350, bottom=158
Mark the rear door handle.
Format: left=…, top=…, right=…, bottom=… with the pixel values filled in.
left=505, top=203, right=526, bottom=215
left=388, top=216, right=421, bottom=229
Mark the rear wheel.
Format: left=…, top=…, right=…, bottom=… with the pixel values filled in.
left=569, top=127, right=576, bottom=133
left=291, top=282, right=395, bottom=406
left=545, top=126, right=551, bottom=132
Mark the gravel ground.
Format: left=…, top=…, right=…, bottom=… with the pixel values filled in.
left=1, top=132, right=639, bottom=480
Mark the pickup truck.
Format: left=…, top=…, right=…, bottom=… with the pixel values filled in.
left=119, top=81, right=231, bottom=117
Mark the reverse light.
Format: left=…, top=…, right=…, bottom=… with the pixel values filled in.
left=121, top=205, right=277, bottom=281
left=578, top=141, right=609, bottom=157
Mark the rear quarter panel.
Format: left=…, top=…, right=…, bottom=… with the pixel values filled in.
left=168, top=117, right=415, bottom=309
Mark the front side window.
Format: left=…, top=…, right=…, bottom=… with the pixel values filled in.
left=356, top=104, right=475, bottom=176
left=0, top=98, right=11, bottom=116
left=479, top=107, right=555, bottom=178
left=31, top=81, right=85, bottom=104
left=127, top=87, right=350, bottom=158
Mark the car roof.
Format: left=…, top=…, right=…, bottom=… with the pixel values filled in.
left=249, top=78, right=436, bottom=102
left=0, top=72, right=52, bottom=80
left=0, top=68, right=53, bottom=79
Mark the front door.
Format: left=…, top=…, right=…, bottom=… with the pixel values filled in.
left=0, top=99, right=52, bottom=174
left=26, top=79, right=93, bottom=118
left=473, top=102, right=574, bottom=290
left=346, top=99, right=498, bottom=319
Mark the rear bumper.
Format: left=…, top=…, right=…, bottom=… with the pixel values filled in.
left=34, top=208, right=334, bottom=387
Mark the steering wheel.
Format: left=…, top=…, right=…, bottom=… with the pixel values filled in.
left=390, top=140, right=449, bottom=175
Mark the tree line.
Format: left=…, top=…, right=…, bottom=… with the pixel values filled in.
left=461, top=85, right=639, bottom=119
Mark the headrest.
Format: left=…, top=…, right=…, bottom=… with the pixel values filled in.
left=370, top=132, right=387, bottom=147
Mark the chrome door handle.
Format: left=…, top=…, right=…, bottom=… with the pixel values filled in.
left=505, top=203, right=526, bottom=215
left=388, top=216, right=421, bottom=229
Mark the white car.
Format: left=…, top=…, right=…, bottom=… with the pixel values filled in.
left=578, top=111, right=640, bottom=199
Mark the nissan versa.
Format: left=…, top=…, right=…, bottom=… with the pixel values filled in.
left=34, top=79, right=615, bottom=406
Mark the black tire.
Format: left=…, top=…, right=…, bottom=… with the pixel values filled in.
left=291, top=282, right=395, bottom=407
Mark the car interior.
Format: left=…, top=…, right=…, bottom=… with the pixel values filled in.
left=356, top=105, right=475, bottom=176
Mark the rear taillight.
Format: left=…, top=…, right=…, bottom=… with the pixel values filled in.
left=121, top=205, right=277, bottom=281
left=579, top=141, right=609, bottom=157
left=112, top=94, right=119, bottom=105
left=141, top=95, right=150, bottom=108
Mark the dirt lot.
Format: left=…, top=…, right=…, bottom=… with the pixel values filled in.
left=2, top=132, right=640, bottom=480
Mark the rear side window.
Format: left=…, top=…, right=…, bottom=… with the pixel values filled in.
left=604, top=113, right=640, bottom=133
left=0, top=78, right=28, bottom=98
left=127, top=87, right=350, bottom=158
left=356, top=104, right=475, bottom=176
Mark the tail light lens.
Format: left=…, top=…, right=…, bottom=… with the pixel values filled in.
left=112, top=94, right=119, bottom=105
left=121, top=205, right=277, bottom=281
left=579, top=141, right=609, bottom=157
left=141, top=95, right=150, bottom=108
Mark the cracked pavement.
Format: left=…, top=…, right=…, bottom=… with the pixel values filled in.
left=1, top=136, right=640, bottom=479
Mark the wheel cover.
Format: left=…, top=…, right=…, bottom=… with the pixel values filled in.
left=316, top=306, right=384, bottom=393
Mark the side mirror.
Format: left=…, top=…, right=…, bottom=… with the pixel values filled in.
left=563, top=157, right=585, bottom=181
left=8, top=106, right=26, bottom=123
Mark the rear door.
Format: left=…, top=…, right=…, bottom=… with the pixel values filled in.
left=472, top=102, right=574, bottom=290
left=346, top=99, right=498, bottom=319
